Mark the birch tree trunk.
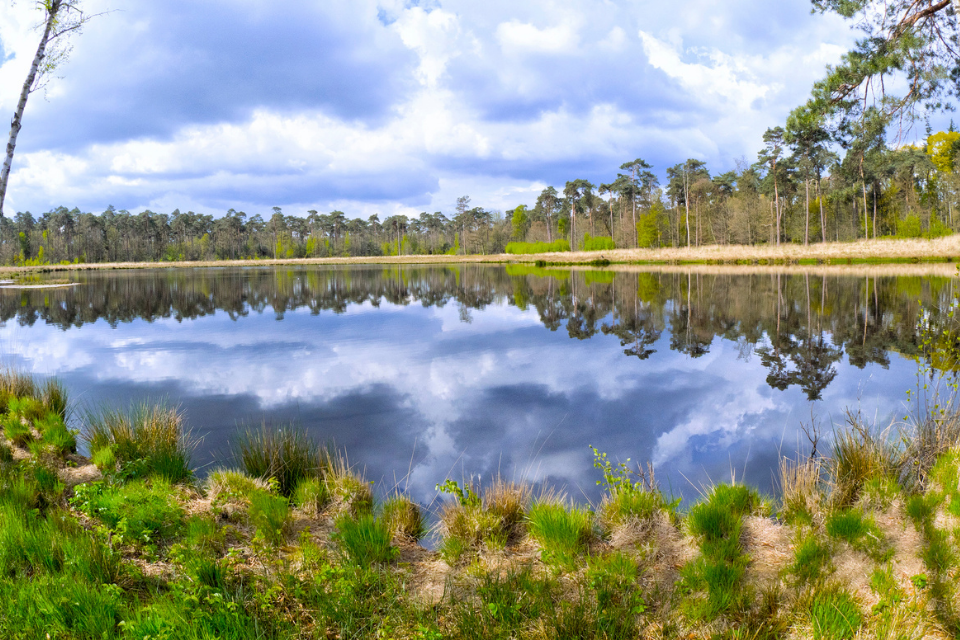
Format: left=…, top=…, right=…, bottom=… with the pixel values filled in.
left=0, top=0, right=62, bottom=218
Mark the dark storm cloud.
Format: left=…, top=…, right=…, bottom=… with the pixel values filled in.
left=17, top=0, right=417, bottom=152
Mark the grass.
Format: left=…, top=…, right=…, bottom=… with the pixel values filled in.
left=333, top=513, right=397, bottom=566
left=71, top=477, right=184, bottom=546
left=810, top=589, right=863, bottom=640
left=84, top=402, right=193, bottom=483
left=790, top=535, right=832, bottom=584
left=248, top=488, right=290, bottom=546
left=681, top=484, right=760, bottom=620
left=526, top=498, right=595, bottom=568
left=230, top=423, right=328, bottom=497
left=824, top=509, right=887, bottom=560
left=380, top=494, right=426, bottom=541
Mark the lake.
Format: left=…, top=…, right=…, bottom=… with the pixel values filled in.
left=0, top=264, right=953, bottom=510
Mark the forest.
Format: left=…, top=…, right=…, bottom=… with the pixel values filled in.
left=2, top=126, right=958, bottom=266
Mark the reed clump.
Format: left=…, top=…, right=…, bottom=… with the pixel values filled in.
left=230, top=422, right=330, bottom=497
left=436, top=477, right=531, bottom=562
left=84, top=402, right=193, bottom=483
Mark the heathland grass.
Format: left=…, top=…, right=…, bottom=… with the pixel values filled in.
left=5, top=369, right=960, bottom=638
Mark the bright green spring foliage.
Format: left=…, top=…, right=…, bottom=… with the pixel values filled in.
left=580, top=234, right=616, bottom=252
left=504, top=239, right=570, bottom=254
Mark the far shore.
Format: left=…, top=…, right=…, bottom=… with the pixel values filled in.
left=2, top=235, right=960, bottom=276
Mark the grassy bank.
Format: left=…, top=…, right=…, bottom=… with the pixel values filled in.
left=1, top=235, right=960, bottom=276
left=3, top=372, right=960, bottom=638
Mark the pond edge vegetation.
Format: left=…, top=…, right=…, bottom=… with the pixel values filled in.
left=2, top=363, right=960, bottom=639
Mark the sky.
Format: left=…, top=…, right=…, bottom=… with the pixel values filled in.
left=0, top=0, right=865, bottom=221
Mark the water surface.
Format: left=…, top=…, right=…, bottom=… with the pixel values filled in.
left=0, top=264, right=950, bottom=507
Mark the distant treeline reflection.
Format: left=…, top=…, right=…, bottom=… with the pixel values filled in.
left=1, top=265, right=953, bottom=399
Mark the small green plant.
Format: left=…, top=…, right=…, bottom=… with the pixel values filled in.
left=809, top=590, right=863, bottom=640
left=207, top=468, right=268, bottom=505
left=527, top=499, right=595, bottom=568
left=591, top=446, right=678, bottom=529
left=333, top=514, right=397, bottom=566
left=0, top=441, right=11, bottom=464
left=437, top=479, right=481, bottom=507
left=248, top=489, right=290, bottom=547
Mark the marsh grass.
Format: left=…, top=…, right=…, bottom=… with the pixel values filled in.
left=824, top=509, right=887, bottom=560
left=248, top=489, right=291, bottom=547
left=778, top=456, right=823, bottom=526
left=2, top=414, right=31, bottom=446
left=380, top=494, right=426, bottom=541
left=809, top=589, right=863, bottom=640
left=333, top=513, right=397, bottom=566
left=231, top=423, right=328, bottom=497
left=207, top=468, right=269, bottom=504
left=527, top=496, right=595, bottom=569
left=292, top=476, right=330, bottom=515
left=829, top=412, right=901, bottom=508
left=790, top=534, right=832, bottom=585
left=437, top=478, right=531, bottom=561
left=84, top=402, right=193, bottom=483
left=681, top=484, right=759, bottom=620
left=325, top=453, right=373, bottom=516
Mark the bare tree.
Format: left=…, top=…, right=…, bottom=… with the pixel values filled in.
left=0, top=1, right=95, bottom=218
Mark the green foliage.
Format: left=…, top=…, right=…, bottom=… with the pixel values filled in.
left=809, top=589, right=862, bottom=640
left=436, top=479, right=480, bottom=507
left=504, top=239, right=571, bottom=254
left=84, top=402, right=193, bottom=483
left=71, top=478, right=184, bottom=546
left=526, top=500, right=595, bottom=568
left=333, top=514, right=397, bottom=567
left=248, top=489, right=290, bottom=547
left=580, top=234, right=616, bottom=252
left=230, top=423, right=327, bottom=496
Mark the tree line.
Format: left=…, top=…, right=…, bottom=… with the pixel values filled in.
left=3, top=265, right=954, bottom=400
left=3, top=124, right=957, bottom=266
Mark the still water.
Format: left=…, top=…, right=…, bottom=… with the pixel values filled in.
left=0, top=264, right=951, bottom=507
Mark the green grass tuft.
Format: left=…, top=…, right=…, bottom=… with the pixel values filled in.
left=248, top=489, right=290, bottom=546
left=231, top=423, right=327, bottom=497
left=810, top=590, right=862, bottom=640
left=84, top=402, right=193, bottom=483
left=292, top=476, right=330, bottom=515
left=71, top=478, right=184, bottom=546
left=333, top=513, right=397, bottom=566
left=380, top=494, right=426, bottom=541
left=527, top=499, right=595, bottom=568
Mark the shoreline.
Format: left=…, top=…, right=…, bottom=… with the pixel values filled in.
left=1, top=235, right=959, bottom=276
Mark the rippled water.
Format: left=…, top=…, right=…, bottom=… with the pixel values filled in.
left=0, top=264, right=951, bottom=506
